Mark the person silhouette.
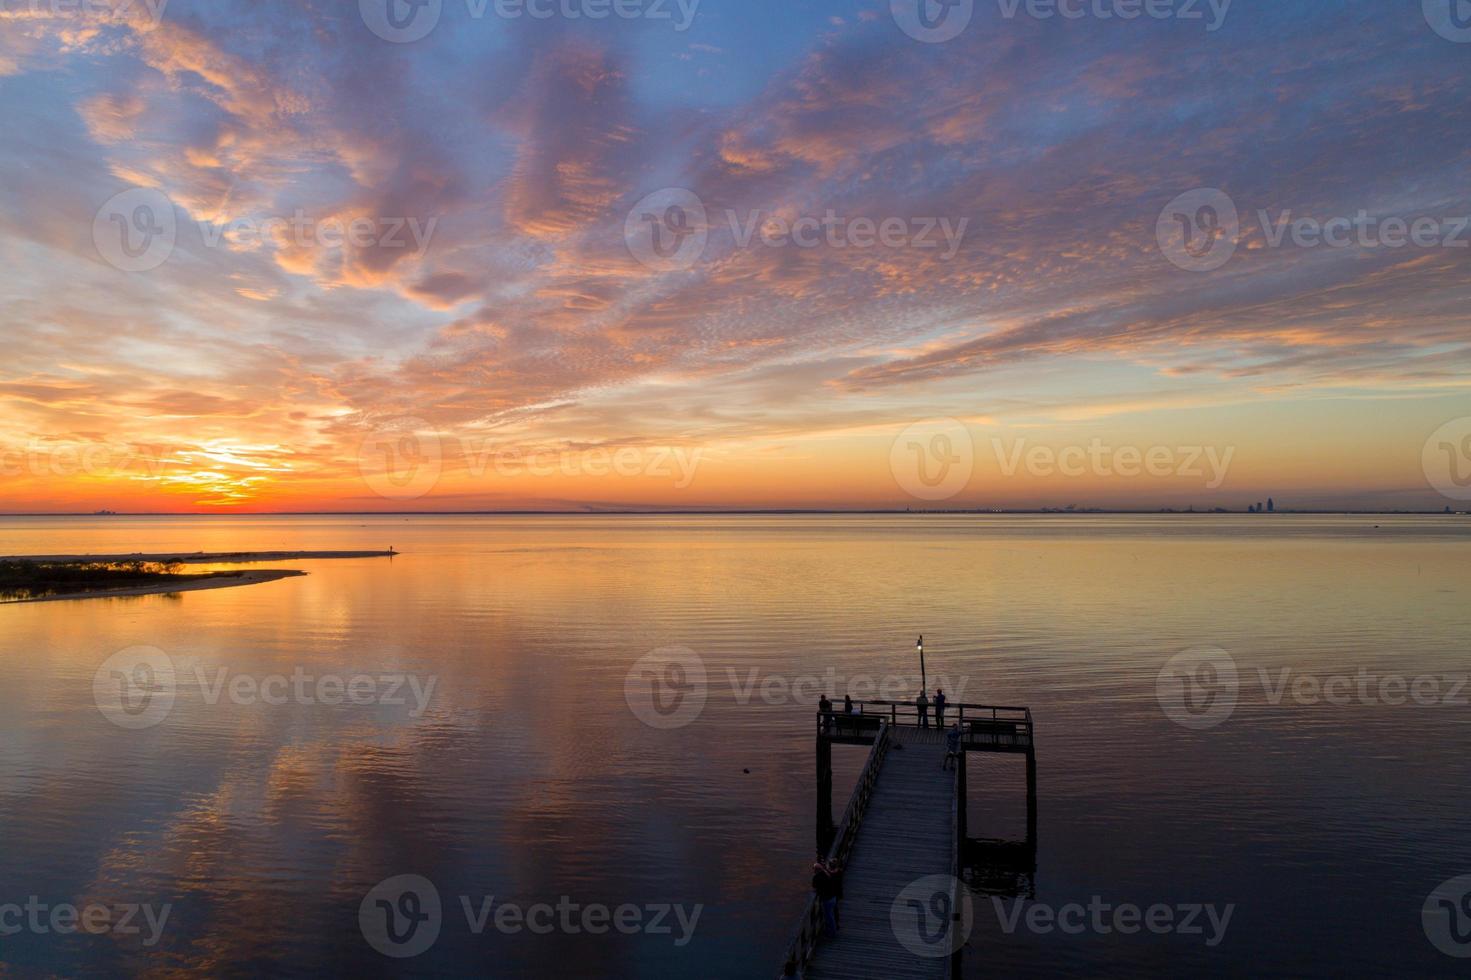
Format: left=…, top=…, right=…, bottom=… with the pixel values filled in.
left=934, top=688, right=947, bottom=727
left=916, top=690, right=930, bottom=728
left=943, top=722, right=962, bottom=770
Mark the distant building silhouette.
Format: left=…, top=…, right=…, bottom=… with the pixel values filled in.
left=1267, top=498, right=1275, bottom=512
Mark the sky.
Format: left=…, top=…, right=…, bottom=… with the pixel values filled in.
left=0, top=0, right=1469, bottom=513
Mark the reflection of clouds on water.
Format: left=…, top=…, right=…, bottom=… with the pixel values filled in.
left=1, top=516, right=1470, bottom=974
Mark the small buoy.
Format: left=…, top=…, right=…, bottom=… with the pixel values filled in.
left=743, top=768, right=750, bottom=774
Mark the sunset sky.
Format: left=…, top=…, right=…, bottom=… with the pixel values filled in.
left=1, top=0, right=1468, bottom=512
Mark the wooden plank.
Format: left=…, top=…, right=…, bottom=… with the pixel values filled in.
left=806, top=726, right=955, bottom=980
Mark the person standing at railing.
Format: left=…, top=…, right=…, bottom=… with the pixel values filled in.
left=934, top=688, right=947, bottom=727
left=818, top=694, right=833, bottom=734
left=825, top=858, right=845, bottom=932
left=916, top=689, right=930, bottom=728
left=943, top=722, right=962, bottom=770
left=843, top=694, right=854, bottom=715
left=812, top=859, right=839, bottom=936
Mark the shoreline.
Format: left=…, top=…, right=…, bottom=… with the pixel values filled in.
left=0, top=550, right=398, bottom=564
left=3, top=569, right=307, bottom=604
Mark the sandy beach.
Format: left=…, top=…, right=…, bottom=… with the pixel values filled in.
left=4, top=569, right=308, bottom=603
left=0, top=551, right=395, bottom=603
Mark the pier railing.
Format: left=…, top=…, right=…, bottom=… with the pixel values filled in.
left=819, top=700, right=1033, bottom=749
left=779, top=719, right=891, bottom=978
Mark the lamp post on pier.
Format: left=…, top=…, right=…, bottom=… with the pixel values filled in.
left=918, top=634, right=926, bottom=694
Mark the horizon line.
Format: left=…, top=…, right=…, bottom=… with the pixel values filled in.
left=0, top=508, right=1464, bottom=518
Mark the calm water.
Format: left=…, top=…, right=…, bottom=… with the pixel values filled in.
left=0, top=515, right=1468, bottom=977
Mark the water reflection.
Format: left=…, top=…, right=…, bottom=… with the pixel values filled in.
left=0, top=515, right=1467, bottom=977
left=964, top=837, right=1037, bottom=901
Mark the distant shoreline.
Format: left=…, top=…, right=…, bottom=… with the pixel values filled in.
left=0, top=552, right=396, bottom=604
left=0, top=511, right=1464, bottom=518
left=0, top=550, right=398, bottom=564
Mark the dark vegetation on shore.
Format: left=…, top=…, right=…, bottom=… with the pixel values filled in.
left=0, top=560, right=240, bottom=601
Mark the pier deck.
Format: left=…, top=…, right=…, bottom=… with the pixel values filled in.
left=779, top=701, right=1035, bottom=979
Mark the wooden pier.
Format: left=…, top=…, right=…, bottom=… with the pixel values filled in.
left=780, top=700, right=1036, bottom=979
